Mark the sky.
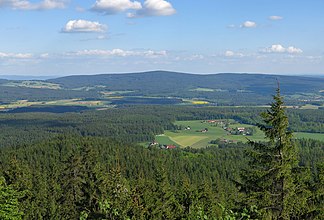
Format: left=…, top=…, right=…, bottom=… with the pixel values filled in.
left=1, top=0, right=324, bottom=76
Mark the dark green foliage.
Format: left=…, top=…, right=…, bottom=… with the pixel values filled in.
left=0, top=86, right=99, bottom=103
left=241, top=87, right=311, bottom=219
left=0, top=177, right=23, bottom=220
left=0, top=105, right=323, bottom=148
left=0, top=104, right=323, bottom=219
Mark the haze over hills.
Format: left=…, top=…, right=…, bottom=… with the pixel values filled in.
left=0, top=75, right=57, bottom=80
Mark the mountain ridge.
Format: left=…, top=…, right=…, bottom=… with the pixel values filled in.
left=48, top=70, right=324, bottom=95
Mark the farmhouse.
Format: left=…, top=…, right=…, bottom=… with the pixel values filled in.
left=238, top=127, right=245, bottom=132
left=161, top=145, right=177, bottom=149
left=225, top=127, right=233, bottom=132
left=166, top=145, right=177, bottom=149
left=198, top=128, right=208, bottom=133
left=149, top=141, right=159, bottom=146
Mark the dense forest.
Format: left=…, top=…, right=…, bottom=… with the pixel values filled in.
left=0, top=105, right=323, bottom=147
left=0, top=91, right=324, bottom=219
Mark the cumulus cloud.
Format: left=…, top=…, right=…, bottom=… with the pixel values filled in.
left=286, top=46, right=303, bottom=54
left=0, top=51, right=33, bottom=59
left=67, top=49, right=167, bottom=58
left=269, top=15, right=283, bottom=20
left=91, top=0, right=142, bottom=14
left=0, top=0, right=67, bottom=10
left=261, top=44, right=303, bottom=54
left=62, top=20, right=107, bottom=33
left=240, top=21, right=257, bottom=28
left=127, top=0, right=176, bottom=18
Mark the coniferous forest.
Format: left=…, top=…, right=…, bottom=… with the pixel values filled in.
left=0, top=89, right=324, bottom=219
left=3, top=0, right=324, bottom=218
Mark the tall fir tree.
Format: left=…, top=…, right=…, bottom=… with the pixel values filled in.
left=240, top=86, right=307, bottom=219
left=60, top=149, right=85, bottom=219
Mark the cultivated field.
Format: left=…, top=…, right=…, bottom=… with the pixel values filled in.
left=3, top=81, right=61, bottom=89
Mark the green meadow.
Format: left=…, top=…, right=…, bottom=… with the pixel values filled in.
left=4, top=81, right=61, bottom=89
left=156, top=120, right=324, bottom=148
left=295, top=132, right=324, bottom=141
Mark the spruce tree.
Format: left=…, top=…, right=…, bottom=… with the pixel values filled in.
left=241, top=86, right=303, bottom=219
left=0, top=177, right=23, bottom=220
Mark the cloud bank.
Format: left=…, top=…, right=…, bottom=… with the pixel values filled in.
left=91, top=0, right=176, bottom=17
left=0, top=0, right=67, bottom=10
left=91, top=0, right=142, bottom=14
left=261, top=44, right=303, bottom=54
left=66, top=49, right=167, bottom=58
left=0, top=51, right=33, bottom=59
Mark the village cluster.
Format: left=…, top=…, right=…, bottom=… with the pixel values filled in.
left=148, top=141, right=177, bottom=149
left=202, top=120, right=255, bottom=136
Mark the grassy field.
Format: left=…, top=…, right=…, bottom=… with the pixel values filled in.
left=0, top=99, right=112, bottom=110
left=155, top=134, right=179, bottom=146
left=156, top=120, right=324, bottom=148
left=3, top=81, right=61, bottom=89
left=295, top=132, right=324, bottom=141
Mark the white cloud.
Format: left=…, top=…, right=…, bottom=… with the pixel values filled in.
left=62, top=20, right=107, bottom=33
left=240, top=21, right=257, bottom=28
left=0, top=51, right=33, bottom=59
left=127, top=0, right=176, bottom=18
left=0, top=0, right=67, bottom=10
left=40, top=53, right=50, bottom=58
left=269, top=15, right=283, bottom=20
left=286, top=46, right=303, bottom=54
left=67, top=49, right=167, bottom=58
left=225, top=50, right=235, bottom=57
left=266, top=44, right=286, bottom=53
left=224, top=50, right=244, bottom=57
left=91, top=0, right=142, bottom=14
left=261, top=44, right=303, bottom=54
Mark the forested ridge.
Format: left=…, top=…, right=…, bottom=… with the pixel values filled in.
left=0, top=99, right=324, bottom=219
left=49, top=71, right=324, bottom=95
left=1, top=71, right=324, bottom=105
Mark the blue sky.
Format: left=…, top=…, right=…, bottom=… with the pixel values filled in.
left=1, top=0, right=324, bottom=76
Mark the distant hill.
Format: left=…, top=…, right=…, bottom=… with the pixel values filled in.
left=49, top=71, right=324, bottom=95
left=0, top=71, right=323, bottom=106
